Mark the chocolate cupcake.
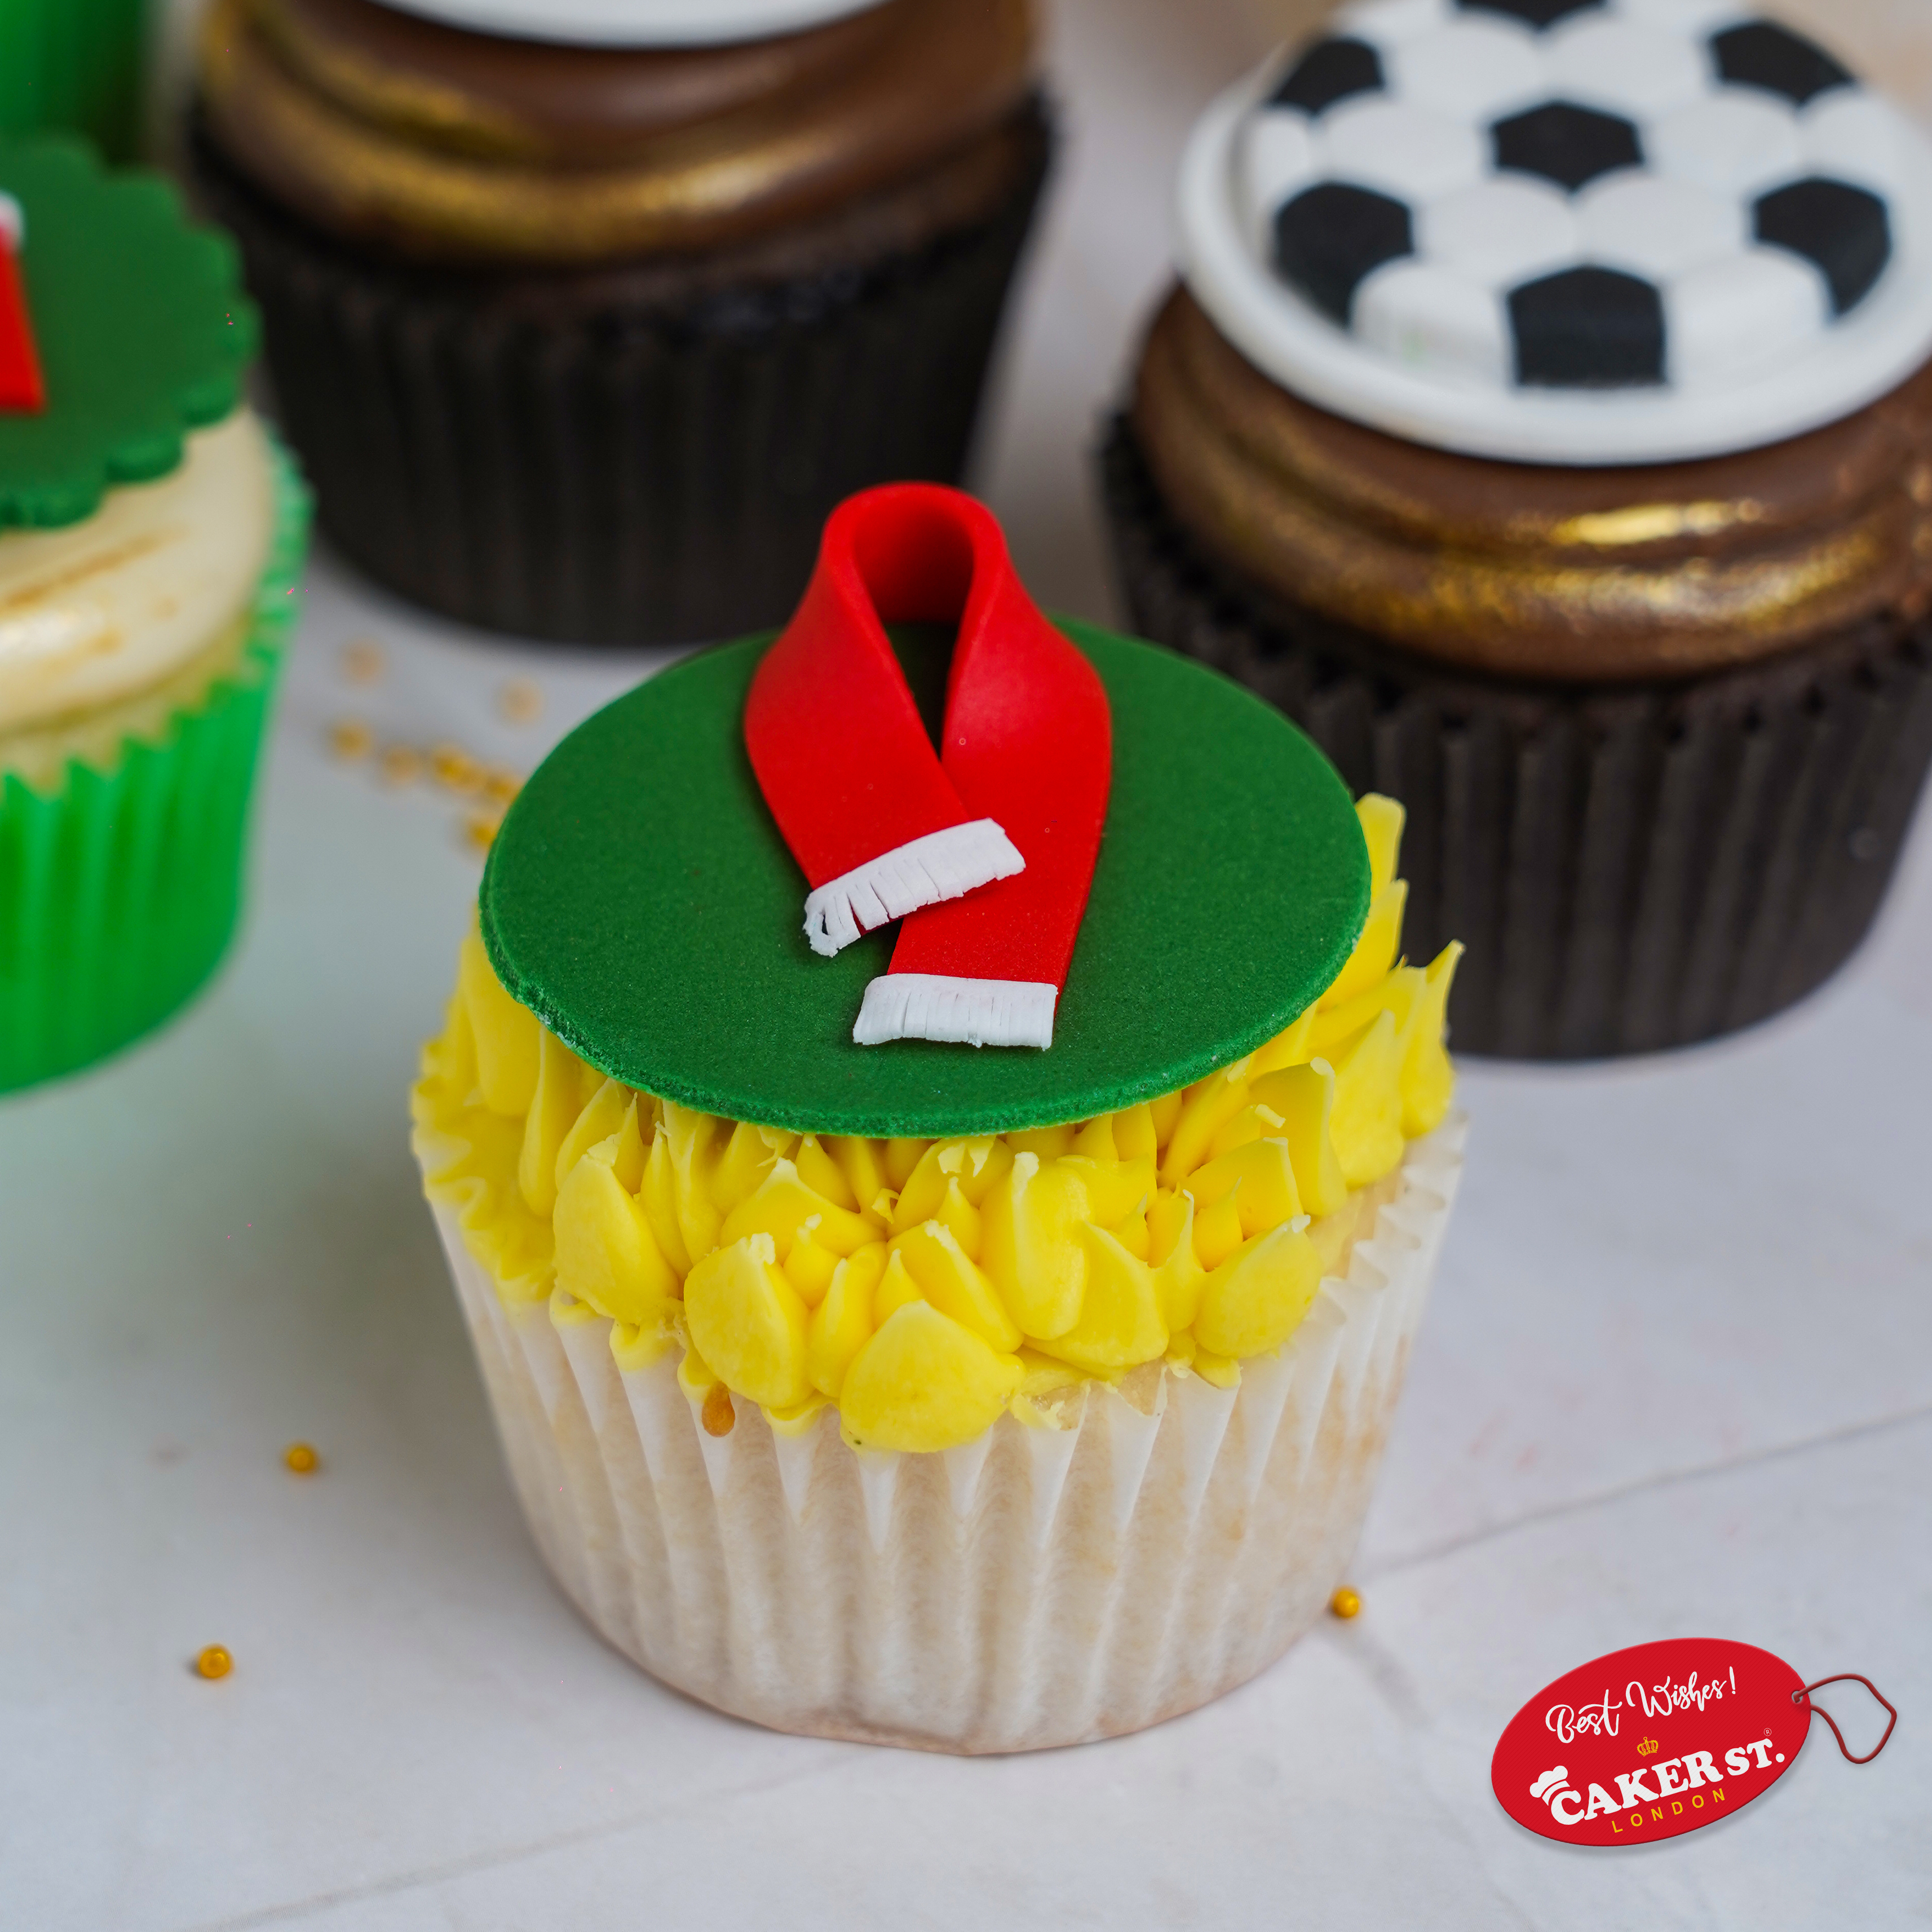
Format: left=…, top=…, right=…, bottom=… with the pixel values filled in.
left=1103, top=1, right=1932, bottom=1058
left=190, top=0, right=1050, bottom=644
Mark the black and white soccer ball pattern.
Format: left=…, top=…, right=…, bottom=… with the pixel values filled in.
left=1179, top=0, right=1932, bottom=461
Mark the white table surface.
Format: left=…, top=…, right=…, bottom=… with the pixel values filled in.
left=8, top=2, right=1932, bottom=1925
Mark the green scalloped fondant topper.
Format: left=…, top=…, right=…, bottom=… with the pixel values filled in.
left=0, top=140, right=258, bottom=529
left=481, top=622, right=1372, bottom=1138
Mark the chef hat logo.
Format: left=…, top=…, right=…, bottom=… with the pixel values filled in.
left=1529, top=1767, right=1570, bottom=1803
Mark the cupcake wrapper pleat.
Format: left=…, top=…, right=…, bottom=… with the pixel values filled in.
left=0, top=437, right=309, bottom=1093
left=189, top=104, right=1052, bottom=647
left=1102, top=417, right=1932, bottom=1060
left=433, top=1120, right=1463, bottom=1756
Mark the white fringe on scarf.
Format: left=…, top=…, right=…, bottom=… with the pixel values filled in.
left=803, top=820, right=1024, bottom=957
left=852, top=973, right=1058, bottom=1049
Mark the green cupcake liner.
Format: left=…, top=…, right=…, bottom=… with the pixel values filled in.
left=0, top=0, right=147, bottom=162
left=0, top=430, right=310, bottom=1094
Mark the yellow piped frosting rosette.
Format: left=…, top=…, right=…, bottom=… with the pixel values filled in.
left=415, top=795, right=1457, bottom=1454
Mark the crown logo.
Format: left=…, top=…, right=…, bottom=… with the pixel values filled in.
left=1635, top=1738, right=1660, bottom=1757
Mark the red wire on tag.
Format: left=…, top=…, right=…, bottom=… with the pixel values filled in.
left=1793, top=1675, right=1898, bottom=1764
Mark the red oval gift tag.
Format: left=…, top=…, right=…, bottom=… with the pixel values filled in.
left=1493, top=1639, right=1809, bottom=1846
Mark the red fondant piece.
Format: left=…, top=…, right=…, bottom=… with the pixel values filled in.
left=0, top=230, right=45, bottom=415
left=746, top=489, right=982, bottom=888
left=746, top=484, right=1112, bottom=997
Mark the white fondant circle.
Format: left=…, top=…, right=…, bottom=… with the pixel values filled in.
left=378, top=0, right=883, bottom=48
left=1179, top=6, right=1932, bottom=465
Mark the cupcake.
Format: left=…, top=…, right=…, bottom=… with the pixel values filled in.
left=189, top=0, right=1051, bottom=646
left=0, top=140, right=308, bottom=1095
left=411, top=482, right=1465, bottom=1753
left=1103, top=1, right=1932, bottom=1059
left=0, top=0, right=147, bottom=161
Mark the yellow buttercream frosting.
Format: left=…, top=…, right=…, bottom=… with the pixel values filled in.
left=412, top=795, right=1460, bottom=1453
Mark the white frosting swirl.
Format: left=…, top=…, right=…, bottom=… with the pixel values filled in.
left=378, top=0, right=884, bottom=47
left=0, top=410, right=275, bottom=735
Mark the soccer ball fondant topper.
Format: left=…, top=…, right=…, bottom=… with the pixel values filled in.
left=1179, top=0, right=1932, bottom=463
left=746, top=486, right=1112, bottom=1051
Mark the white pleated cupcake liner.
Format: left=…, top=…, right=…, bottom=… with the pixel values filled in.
left=433, top=1116, right=1465, bottom=1755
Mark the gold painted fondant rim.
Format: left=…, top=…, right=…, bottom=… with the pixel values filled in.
left=200, top=0, right=1037, bottom=263
left=1131, top=288, right=1932, bottom=684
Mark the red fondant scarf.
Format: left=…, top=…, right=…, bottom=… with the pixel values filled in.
left=0, top=195, right=44, bottom=413
left=745, top=485, right=1111, bottom=1048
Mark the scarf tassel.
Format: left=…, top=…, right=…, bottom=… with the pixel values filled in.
left=852, top=973, right=1058, bottom=1050
left=803, top=818, right=1024, bottom=958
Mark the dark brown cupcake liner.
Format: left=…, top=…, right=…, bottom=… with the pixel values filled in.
left=1101, top=415, right=1932, bottom=1060
left=188, top=102, right=1051, bottom=646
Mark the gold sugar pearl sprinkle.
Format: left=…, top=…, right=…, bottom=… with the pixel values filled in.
left=340, top=639, right=385, bottom=684
left=480, top=768, right=523, bottom=807
left=497, top=678, right=542, bottom=724
left=463, top=814, right=502, bottom=854
left=327, top=719, right=373, bottom=762
left=701, top=1382, right=736, bottom=1437
left=1329, top=1586, right=1362, bottom=1620
left=196, top=1645, right=233, bottom=1680
left=430, top=744, right=481, bottom=793
left=379, top=744, right=423, bottom=788
left=284, top=1443, right=319, bottom=1475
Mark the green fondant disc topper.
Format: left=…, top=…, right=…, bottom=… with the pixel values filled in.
left=481, top=620, right=1370, bottom=1137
